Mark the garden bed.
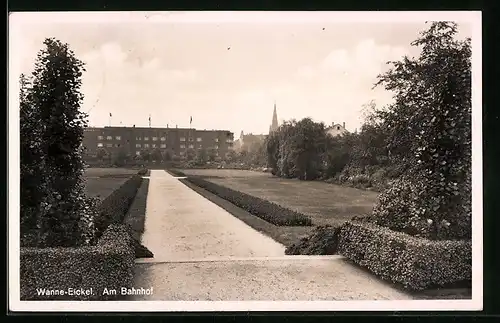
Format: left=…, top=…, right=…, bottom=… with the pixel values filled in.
left=94, top=174, right=144, bottom=239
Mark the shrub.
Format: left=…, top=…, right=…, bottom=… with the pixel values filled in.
left=78, top=195, right=100, bottom=245
left=371, top=175, right=470, bottom=240
left=338, top=220, right=471, bottom=291
left=186, top=176, right=312, bottom=226
left=371, top=177, right=428, bottom=236
left=20, top=224, right=135, bottom=300
left=93, top=175, right=143, bottom=240
left=350, top=174, right=372, bottom=188
left=285, top=225, right=340, bottom=255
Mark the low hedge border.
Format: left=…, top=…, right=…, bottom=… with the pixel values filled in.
left=184, top=175, right=312, bottom=226
left=94, top=174, right=144, bottom=239
left=165, top=169, right=186, bottom=177
left=338, top=220, right=472, bottom=291
left=137, top=169, right=150, bottom=176
left=123, top=177, right=149, bottom=241
left=123, top=176, right=154, bottom=258
left=285, top=225, right=341, bottom=255
left=20, top=224, right=135, bottom=301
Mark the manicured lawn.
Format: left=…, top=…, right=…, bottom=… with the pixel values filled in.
left=180, top=169, right=379, bottom=226
left=84, top=167, right=138, bottom=201
left=84, top=167, right=138, bottom=177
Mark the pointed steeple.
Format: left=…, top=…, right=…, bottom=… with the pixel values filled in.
left=270, top=101, right=278, bottom=133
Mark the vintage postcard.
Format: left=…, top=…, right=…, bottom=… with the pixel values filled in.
left=9, top=11, right=482, bottom=312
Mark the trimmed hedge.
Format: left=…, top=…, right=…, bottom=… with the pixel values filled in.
left=338, top=220, right=472, bottom=290
left=137, top=169, right=148, bottom=176
left=285, top=225, right=341, bottom=255
left=94, top=174, right=143, bottom=239
left=185, top=176, right=312, bottom=226
left=20, top=224, right=135, bottom=300
left=123, top=178, right=149, bottom=241
left=123, top=177, right=154, bottom=258
left=165, top=169, right=186, bottom=177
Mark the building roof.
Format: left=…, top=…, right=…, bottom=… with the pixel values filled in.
left=86, top=126, right=233, bottom=133
left=243, top=133, right=266, bottom=140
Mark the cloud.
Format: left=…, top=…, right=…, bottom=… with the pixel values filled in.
left=258, top=39, right=411, bottom=132
left=296, top=38, right=409, bottom=84
left=81, top=42, right=199, bottom=86
left=292, top=38, right=409, bottom=100
left=158, top=68, right=200, bottom=83
left=321, top=48, right=350, bottom=72
left=295, top=66, right=316, bottom=80
left=76, top=42, right=203, bottom=126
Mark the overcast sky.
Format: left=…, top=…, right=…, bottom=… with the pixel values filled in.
left=11, top=12, right=475, bottom=136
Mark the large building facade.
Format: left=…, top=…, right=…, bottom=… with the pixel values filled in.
left=83, top=126, right=234, bottom=160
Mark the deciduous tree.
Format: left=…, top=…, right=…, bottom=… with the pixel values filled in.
left=372, top=22, right=472, bottom=240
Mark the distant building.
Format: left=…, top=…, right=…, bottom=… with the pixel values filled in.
left=269, top=102, right=279, bottom=134
left=82, top=126, right=234, bottom=161
left=326, top=121, right=349, bottom=137
left=234, top=131, right=267, bottom=153
left=233, top=102, right=279, bottom=152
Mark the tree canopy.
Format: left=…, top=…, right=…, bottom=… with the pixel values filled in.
left=371, top=21, right=472, bottom=240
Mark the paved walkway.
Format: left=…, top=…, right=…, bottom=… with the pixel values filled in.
left=133, top=170, right=413, bottom=301
left=140, top=170, right=285, bottom=260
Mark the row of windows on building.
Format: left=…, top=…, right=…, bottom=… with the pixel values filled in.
left=133, top=150, right=219, bottom=157
left=97, top=135, right=231, bottom=143
left=97, top=143, right=220, bottom=149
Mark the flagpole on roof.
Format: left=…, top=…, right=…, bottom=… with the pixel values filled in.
left=109, top=112, right=112, bottom=127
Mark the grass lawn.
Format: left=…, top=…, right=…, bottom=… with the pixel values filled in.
left=179, top=168, right=271, bottom=178
left=179, top=168, right=379, bottom=227
left=84, top=167, right=138, bottom=201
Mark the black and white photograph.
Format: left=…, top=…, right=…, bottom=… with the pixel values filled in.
left=9, top=11, right=482, bottom=312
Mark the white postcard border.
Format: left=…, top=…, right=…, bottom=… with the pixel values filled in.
left=8, top=10, right=483, bottom=312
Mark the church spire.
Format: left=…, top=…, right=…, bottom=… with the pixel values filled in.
left=270, top=101, right=278, bottom=133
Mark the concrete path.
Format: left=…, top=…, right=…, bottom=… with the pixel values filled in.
left=133, top=256, right=412, bottom=301
left=133, top=170, right=413, bottom=301
left=140, top=170, right=285, bottom=260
